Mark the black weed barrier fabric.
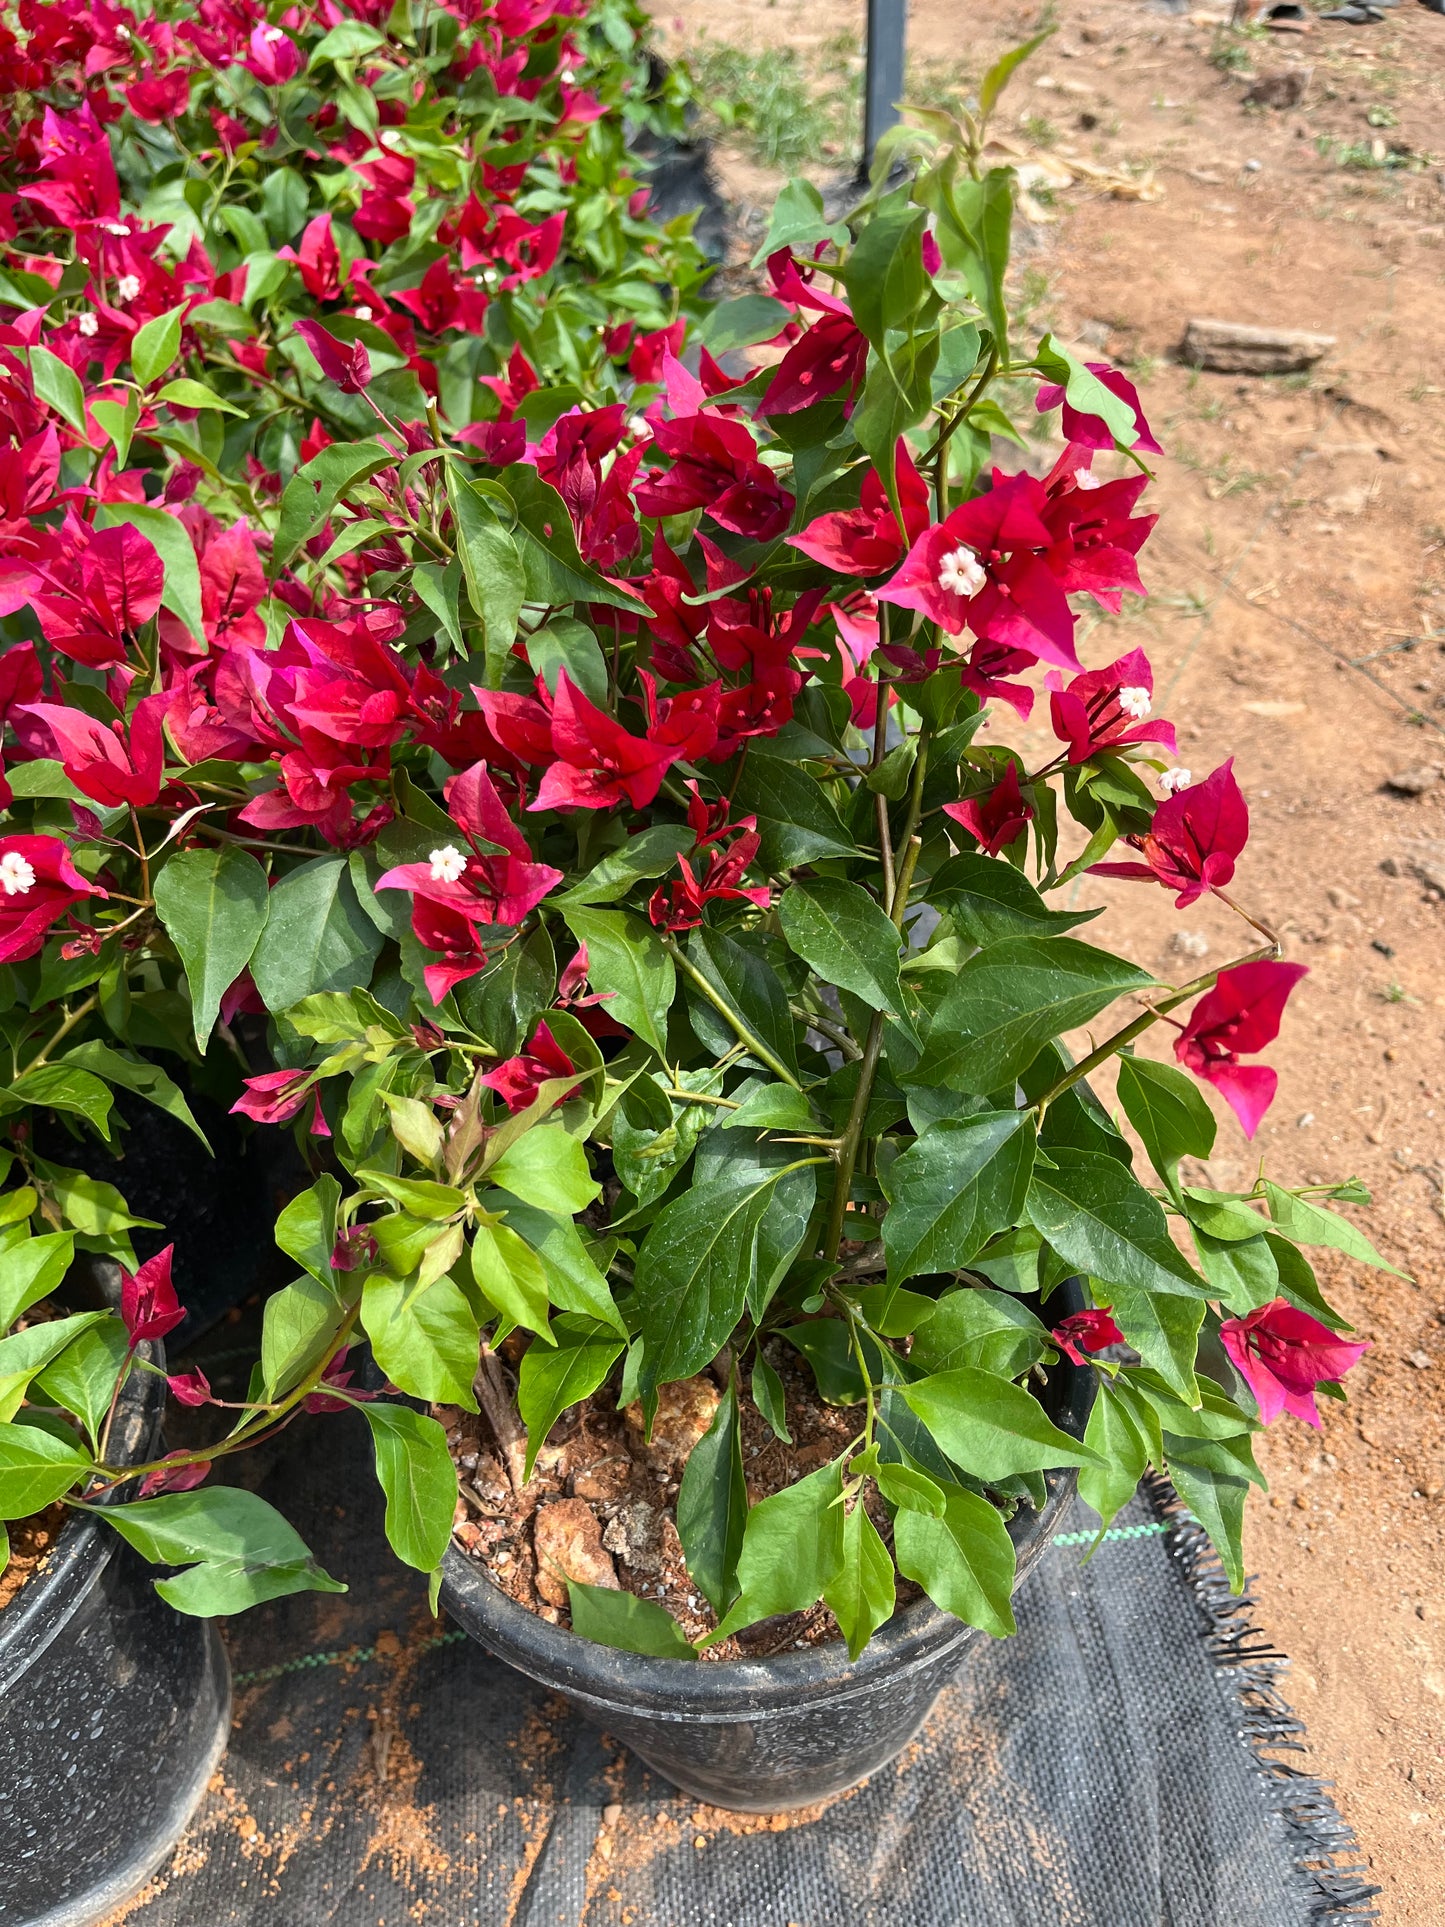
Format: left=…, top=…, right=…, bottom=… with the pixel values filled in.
left=106, top=1411, right=1380, bottom=1927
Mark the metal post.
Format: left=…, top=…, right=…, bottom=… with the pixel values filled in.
left=863, top=0, right=908, bottom=174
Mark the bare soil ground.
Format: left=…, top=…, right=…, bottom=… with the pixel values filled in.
left=650, top=0, right=1445, bottom=1913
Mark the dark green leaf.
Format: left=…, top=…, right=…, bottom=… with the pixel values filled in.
left=720, top=1085, right=816, bottom=1134
left=687, top=925, right=798, bottom=1078
left=557, top=826, right=694, bottom=906
left=1026, top=1148, right=1207, bottom=1296
left=836, top=196, right=928, bottom=351
left=2, top=1066, right=112, bottom=1142
left=750, top=1352, right=792, bottom=1442
left=568, top=1580, right=696, bottom=1659
left=498, top=464, right=647, bottom=616
left=446, top=467, right=526, bottom=685
left=250, top=857, right=384, bottom=1011
left=702, top=294, right=794, bottom=355
left=62, top=1043, right=210, bottom=1147
left=732, top=760, right=856, bottom=868
left=103, top=1487, right=345, bottom=1615
left=153, top=846, right=270, bottom=1050
left=930, top=852, right=1101, bottom=946
left=893, top=1482, right=1017, bottom=1636
left=362, top=1404, right=457, bottom=1573
left=1192, top=1228, right=1280, bottom=1315
left=750, top=177, right=848, bottom=265
left=676, top=1380, right=748, bottom=1615
left=783, top=1319, right=865, bottom=1405
left=880, top=1112, right=1036, bottom=1289
left=0, top=1312, right=108, bottom=1422
left=779, top=877, right=910, bottom=1024
left=919, top=938, right=1155, bottom=1094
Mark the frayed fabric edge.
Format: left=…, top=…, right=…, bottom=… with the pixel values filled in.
left=1143, top=1473, right=1383, bottom=1923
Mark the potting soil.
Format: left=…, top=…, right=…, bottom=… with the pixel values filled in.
left=96, top=1403, right=1379, bottom=1927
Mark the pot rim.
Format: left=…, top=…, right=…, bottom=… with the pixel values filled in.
left=0, top=1344, right=163, bottom=1692
left=440, top=1322, right=1095, bottom=1723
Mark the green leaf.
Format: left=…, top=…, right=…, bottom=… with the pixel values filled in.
left=850, top=329, right=940, bottom=508
left=1076, top=1383, right=1149, bottom=1531
left=732, top=760, right=856, bottom=868
left=487, top=1125, right=599, bottom=1216
left=2, top=1065, right=112, bottom=1142
left=676, top=1379, right=748, bottom=1616
left=517, top=1314, right=625, bottom=1479
left=103, top=1487, right=345, bottom=1615
left=274, top=1176, right=341, bottom=1286
left=779, top=877, right=910, bottom=1025
left=39, top=1165, right=160, bottom=1240
left=557, top=825, right=694, bottom=907
left=1164, top=1453, right=1250, bottom=1593
left=250, top=857, right=384, bottom=1011
left=568, top=1580, right=696, bottom=1659
left=310, top=18, right=385, bottom=62
left=1034, top=332, right=1138, bottom=445
left=1026, top=1148, right=1207, bottom=1297
left=91, top=395, right=141, bottom=468
left=525, top=618, right=610, bottom=707
left=908, top=1286, right=1049, bottom=1381
left=153, top=846, right=270, bottom=1050
left=411, top=559, right=465, bottom=656
left=260, top=1275, right=345, bottom=1402
left=0, top=1419, right=92, bottom=1518
left=446, top=468, right=526, bottom=686
left=96, top=504, right=206, bottom=645
left=823, top=1502, right=896, bottom=1660
left=1192, top=1228, right=1279, bottom=1315
left=873, top=1458, right=946, bottom=1516
left=951, top=168, right=1014, bottom=362
left=1182, top=1189, right=1270, bottom=1242
left=899, top=1367, right=1102, bottom=1482
left=750, top=1352, right=792, bottom=1442
left=131, top=303, right=187, bottom=386
left=707, top=1458, right=846, bottom=1643
left=701, top=294, right=794, bottom=355
left=156, top=378, right=246, bottom=416
left=720, top=1085, right=815, bottom=1133
left=893, top=1482, right=1017, bottom=1637
left=978, top=29, right=1054, bottom=122
left=930, top=852, right=1102, bottom=947
left=491, top=1198, right=626, bottom=1337
left=687, top=925, right=797, bottom=1077
left=1107, top=1284, right=1206, bottom=1403
left=471, top=1220, right=552, bottom=1340
left=33, top=1319, right=128, bottom=1448
left=634, top=1168, right=812, bottom=1391
left=362, top=1404, right=457, bottom=1573
left=0, top=1312, right=108, bottom=1422
left=920, top=938, right=1155, bottom=1094
left=1115, top=1056, right=1215, bottom=1198
left=880, top=1112, right=1036, bottom=1289
left=62, top=1043, right=210, bottom=1147
left=360, top=1273, right=480, bottom=1409
left=750, top=177, right=848, bottom=266
left=560, top=906, right=674, bottom=1055
left=1263, top=1182, right=1408, bottom=1278
left=0, top=1233, right=74, bottom=1332
left=836, top=196, right=928, bottom=351
left=497, top=464, right=648, bottom=616
left=30, top=345, right=87, bottom=433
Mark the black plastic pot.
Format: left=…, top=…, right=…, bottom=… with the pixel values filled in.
left=442, top=1338, right=1095, bottom=1813
left=0, top=1358, right=232, bottom=1927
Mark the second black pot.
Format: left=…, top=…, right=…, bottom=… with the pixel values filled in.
left=0, top=1363, right=232, bottom=1927
left=442, top=1339, right=1094, bottom=1814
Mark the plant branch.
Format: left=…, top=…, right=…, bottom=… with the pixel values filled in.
left=662, top=938, right=804, bottom=1090
left=1030, top=941, right=1281, bottom=1114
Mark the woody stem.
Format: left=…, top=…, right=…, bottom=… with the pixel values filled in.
left=1211, top=886, right=1281, bottom=955
left=1030, top=940, right=1281, bottom=1115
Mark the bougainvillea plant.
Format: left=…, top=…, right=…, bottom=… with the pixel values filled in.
left=0, top=25, right=1388, bottom=1658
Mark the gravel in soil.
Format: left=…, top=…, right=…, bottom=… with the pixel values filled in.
left=0, top=1503, right=67, bottom=1614
left=442, top=1338, right=914, bottom=1659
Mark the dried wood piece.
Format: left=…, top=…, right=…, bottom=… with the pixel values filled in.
left=1180, top=318, right=1335, bottom=374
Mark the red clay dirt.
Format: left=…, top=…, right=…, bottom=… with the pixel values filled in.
left=650, top=0, right=1445, bottom=1913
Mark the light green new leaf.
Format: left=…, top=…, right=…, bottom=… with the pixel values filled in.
left=1263, top=1182, right=1407, bottom=1278
left=260, top=1275, right=346, bottom=1402
left=894, top=1483, right=1017, bottom=1637
left=153, top=845, right=270, bottom=1050
left=0, top=1233, right=75, bottom=1333
left=131, top=303, right=187, bottom=386
left=0, top=1421, right=93, bottom=1519
left=568, top=1581, right=696, bottom=1660
left=899, top=1366, right=1102, bottom=1482
left=0, top=1312, right=108, bottom=1423
left=361, top=1273, right=480, bottom=1409
left=517, top=1314, right=625, bottom=1478
left=486, top=1126, right=599, bottom=1216
left=707, top=1459, right=846, bottom=1644
left=362, top=1404, right=457, bottom=1573
left=823, top=1502, right=897, bottom=1660
left=103, top=1487, right=345, bottom=1615
left=1076, top=1384, right=1150, bottom=1532
left=470, top=1220, right=552, bottom=1341
left=274, top=1176, right=341, bottom=1286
